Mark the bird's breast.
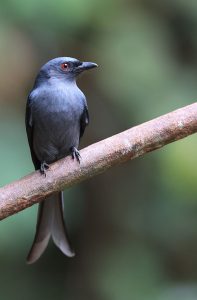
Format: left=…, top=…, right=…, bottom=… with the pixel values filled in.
left=31, top=86, right=84, bottom=162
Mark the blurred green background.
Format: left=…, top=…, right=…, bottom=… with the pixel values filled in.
left=0, top=0, right=197, bottom=299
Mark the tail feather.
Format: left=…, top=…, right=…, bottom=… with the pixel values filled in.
left=52, top=192, right=75, bottom=257
left=26, top=192, right=75, bottom=264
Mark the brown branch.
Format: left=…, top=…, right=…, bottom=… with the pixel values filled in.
left=0, top=103, right=196, bottom=220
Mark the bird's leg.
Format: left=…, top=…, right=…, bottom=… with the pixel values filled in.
left=40, top=161, right=49, bottom=176
left=70, top=147, right=81, bottom=163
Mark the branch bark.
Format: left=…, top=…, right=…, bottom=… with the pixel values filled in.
left=0, top=103, right=196, bottom=220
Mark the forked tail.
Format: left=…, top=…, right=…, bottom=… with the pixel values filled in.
left=27, top=192, right=75, bottom=264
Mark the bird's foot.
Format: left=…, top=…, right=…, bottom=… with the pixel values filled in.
left=70, top=147, right=81, bottom=163
left=40, top=161, right=49, bottom=177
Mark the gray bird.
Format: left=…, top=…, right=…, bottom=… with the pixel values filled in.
left=25, top=57, right=97, bottom=264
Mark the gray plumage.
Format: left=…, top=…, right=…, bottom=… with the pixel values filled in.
left=26, top=57, right=97, bottom=264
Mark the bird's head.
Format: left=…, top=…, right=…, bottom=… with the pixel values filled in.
left=37, top=57, right=98, bottom=83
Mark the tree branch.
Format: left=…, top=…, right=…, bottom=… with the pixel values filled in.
left=0, top=103, right=196, bottom=220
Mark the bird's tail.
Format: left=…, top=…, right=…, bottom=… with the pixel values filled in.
left=26, top=191, right=75, bottom=264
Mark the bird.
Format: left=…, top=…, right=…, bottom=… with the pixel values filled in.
left=25, top=57, right=97, bottom=264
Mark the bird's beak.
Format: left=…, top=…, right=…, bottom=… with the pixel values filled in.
left=82, top=62, right=98, bottom=70
left=77, top=62, right=98, bottom=73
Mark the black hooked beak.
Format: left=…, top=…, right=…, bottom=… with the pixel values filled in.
left=76, top=61, right=98, bottom=73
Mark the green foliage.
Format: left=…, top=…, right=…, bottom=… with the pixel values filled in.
left=0, top=0, right=196, bottom=299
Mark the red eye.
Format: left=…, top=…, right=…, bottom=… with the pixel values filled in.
left=61, top=63, right=68, bottom=70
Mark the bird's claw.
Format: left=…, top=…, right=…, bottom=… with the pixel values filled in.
left=71, top=147, right=81, bottom=163
left=40, top=162, right=49, bottom=177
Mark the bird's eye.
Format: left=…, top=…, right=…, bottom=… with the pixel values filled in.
left=61, top=63, right=68, bottom=70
